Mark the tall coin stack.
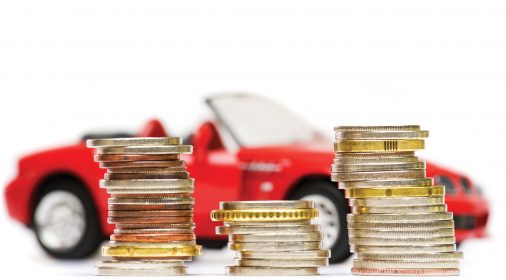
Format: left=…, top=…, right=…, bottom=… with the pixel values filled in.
left=87, top=137, right=202, bottom=276
left=331, top=126, right=462, bottom=276
left=211, top=201, right=330, bottom=276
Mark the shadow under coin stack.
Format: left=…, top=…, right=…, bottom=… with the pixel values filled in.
left=331, top=126, right=462, bottom=276
left=211, top=201, right=330, bottom=276
left=86, top=137, right=201, bottom=276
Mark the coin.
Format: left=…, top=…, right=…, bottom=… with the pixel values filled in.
left=348, top=228, right=455, bottom=238
left=344, top=220, right=455, bottom=230
left=101, top=178, right=194, bottom=188
left=345, top=185, right=444, bottom=198
left=351, top=267, right=460, bottom=276
left=350, top=244, right=457, bottom=254
left=352, top=204, right=447, bottom=214
left=95, top=154, right=180, bottom=162
left=357, top=252, right=463, bottom=261
left=107, top=167, right=187, bottom=174
left=105, top=187, right=195, bottom=195
left=347, top=213, right=453, bottom=223
left=340, top=178, right=433, bottom=189
left=235, top=258, right=329, bottom=267
left=335, top=130, right=429, bottom=140
left=111, top=233, right=195, bottom=242
left=229, top=241, right=322, bottom=251
left=238, top=249, right=331, bottom=259
left=349, top=236, right=456, bottom=246
left=354, top=259, right=460, bottom=269
left=105, top=172, right=189, bottom=180
left=335, top=139, right=425, bottom=153
left=97, top=145, right=192, bottom=155
left=226, top=266, right=318, bottom=276
left=230, top=232, right=323, bottom=242
left=216, top=224, right=321, bottom=235
left=332, top=169, right=426, bottom=181
left=108, top=216, right=194, bottom=224
left=96, top=264, right=187, bottom=276
left=349, top=196, right=445, bottom=207
left=332, top=161, right=425, bottom=172
left=108, top=210, right=193, bottom=217
left=101, top=160, right=185, bottom=168
left=210, top=208, right=318, bottom=222
left=102, top=244, right=202, bottom=257
left=335, top=125, right=421, bottom=131
left=220, top=200, right=314, bottom=210
left=87, top=137, right=182, bottom=147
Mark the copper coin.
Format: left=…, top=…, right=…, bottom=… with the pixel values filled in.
left=95, top=154, right=180, bottom=162
left=110, top=233, right=196, bottom=242
left=108, top=210, right=193, bottom=217
left=105, top=172, right=189, bottom=180
left=106, top=167, right=187, bottom=174
left=110, top=193, right=193, bottom=199
left=115, top=223, right=196, bottom=229
left=108, top=216, right=194, bottom=224
left=114, top=228, right=194, bottom=234
left=108, top=204, right=194, bottom=211
left=101, top=160, right=185, bottom=168
left=351, top=267, right=459, bottom=276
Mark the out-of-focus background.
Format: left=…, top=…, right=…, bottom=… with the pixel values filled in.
left=1, top=1, right=505, bottom=279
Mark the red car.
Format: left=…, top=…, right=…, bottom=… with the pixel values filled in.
left=4, top=94, right=489, bottom=263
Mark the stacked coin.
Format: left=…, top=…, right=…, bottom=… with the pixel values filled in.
left=211, top=201, right=330, bottom=276
left=331, top=126, right=462, bottom=276
left=86, top=137, right=201, bottom=276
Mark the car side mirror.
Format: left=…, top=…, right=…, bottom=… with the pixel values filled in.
left=193, top=123, right=213, bottom=162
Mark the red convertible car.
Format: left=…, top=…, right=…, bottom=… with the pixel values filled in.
left=4, top=94, right=489, bottom=263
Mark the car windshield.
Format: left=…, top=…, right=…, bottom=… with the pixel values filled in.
left=207, top=94, right=319, bottom=147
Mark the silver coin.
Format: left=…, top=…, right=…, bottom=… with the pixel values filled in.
left=95, top=265, right=187, bottom=276
left=333, top=156, right=419, bottom=165
left=335, top=130, right=428, bottom=140
left=97, top=145, right=192, bottom=155
left=226, top=266, right=318, bottom=276
left=87, top=137, right=182, bottom=147
left=348, top=228, right=455, bottom=239
left=228, top=241, right=322, bottom=251
left=353, top=259, right=459, bottom=269
left=105, top=187, right=194, bottom=195
left=101, top=179, right=194, bottom=188
left=216, top=224, right=320, bottom=235
left=352, top=204, right=447, bottom=214
left=349, top=197, right=445, bottom=207
left=350, top=236, right=456, bottom=246
left=234, top=258, right=329, bottom=267
left=347, top=213, right=453, bottom=223
left=334, top=125, right=421, bottom=132
left=350, top=244, right=457, bottom=254
left=357, top=252, right=463, bottom=261
left=340, top=178, right=433, bottom=189
left=220, top=200, right=314, bottom=210
left=108, top=197, right=194, bottom=205
left=230, top=232, right=323, bottom=242
left=332, top=169, right=425, bottom=181
left=347, top=220, right=454, bottom=230
left=332, top=162, right=425, bottom=172
left=238, top=249, right=331, bottom=259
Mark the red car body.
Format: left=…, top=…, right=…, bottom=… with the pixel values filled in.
left=4, top=95, right=489, bottom=256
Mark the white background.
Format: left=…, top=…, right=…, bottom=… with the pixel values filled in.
left=1, top=0, right=505, bottom=279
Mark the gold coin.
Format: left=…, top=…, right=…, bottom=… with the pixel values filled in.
left=210, top=209, right=318, bottom=222
left=345, top=185, right=444, bottom=198
left=335, top=139, right=425, bottom=152
left=102, top=244, right=202, bottom=257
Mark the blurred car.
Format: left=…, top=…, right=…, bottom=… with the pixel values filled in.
left=4, top=94, right=489, bottom=262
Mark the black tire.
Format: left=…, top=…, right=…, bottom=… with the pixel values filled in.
left=198, top=238, right=227, bottom=249
left=33, top=177, right=102, bottom=259
left=288, top=179, right=351, bottom=263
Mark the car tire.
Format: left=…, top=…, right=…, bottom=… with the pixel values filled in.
left=33, top=177, right=102, bottom=259
left=198, top=238, right=227, bottom=249
left=288, top=179, right=351, bottom=263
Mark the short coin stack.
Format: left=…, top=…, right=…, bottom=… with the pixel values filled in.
left=331, top=126, right=462, bottom=276
left=87, top=137, right=201, bottom=276
left=211, top=201, right=330, bottom=276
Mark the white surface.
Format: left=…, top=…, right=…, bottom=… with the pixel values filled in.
left=1, top=0, right=505, bottom=279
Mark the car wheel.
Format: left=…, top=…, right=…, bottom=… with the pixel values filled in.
left=288, top=180, right=351, bottom=263
left=33, top=178, right=102, bottom=259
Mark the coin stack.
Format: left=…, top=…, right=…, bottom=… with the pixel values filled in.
left=331, top=125, right=462, bottom=276
left=86, top=137, right=201, bottom=276
left=211, top=201, right=330, bottom=276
